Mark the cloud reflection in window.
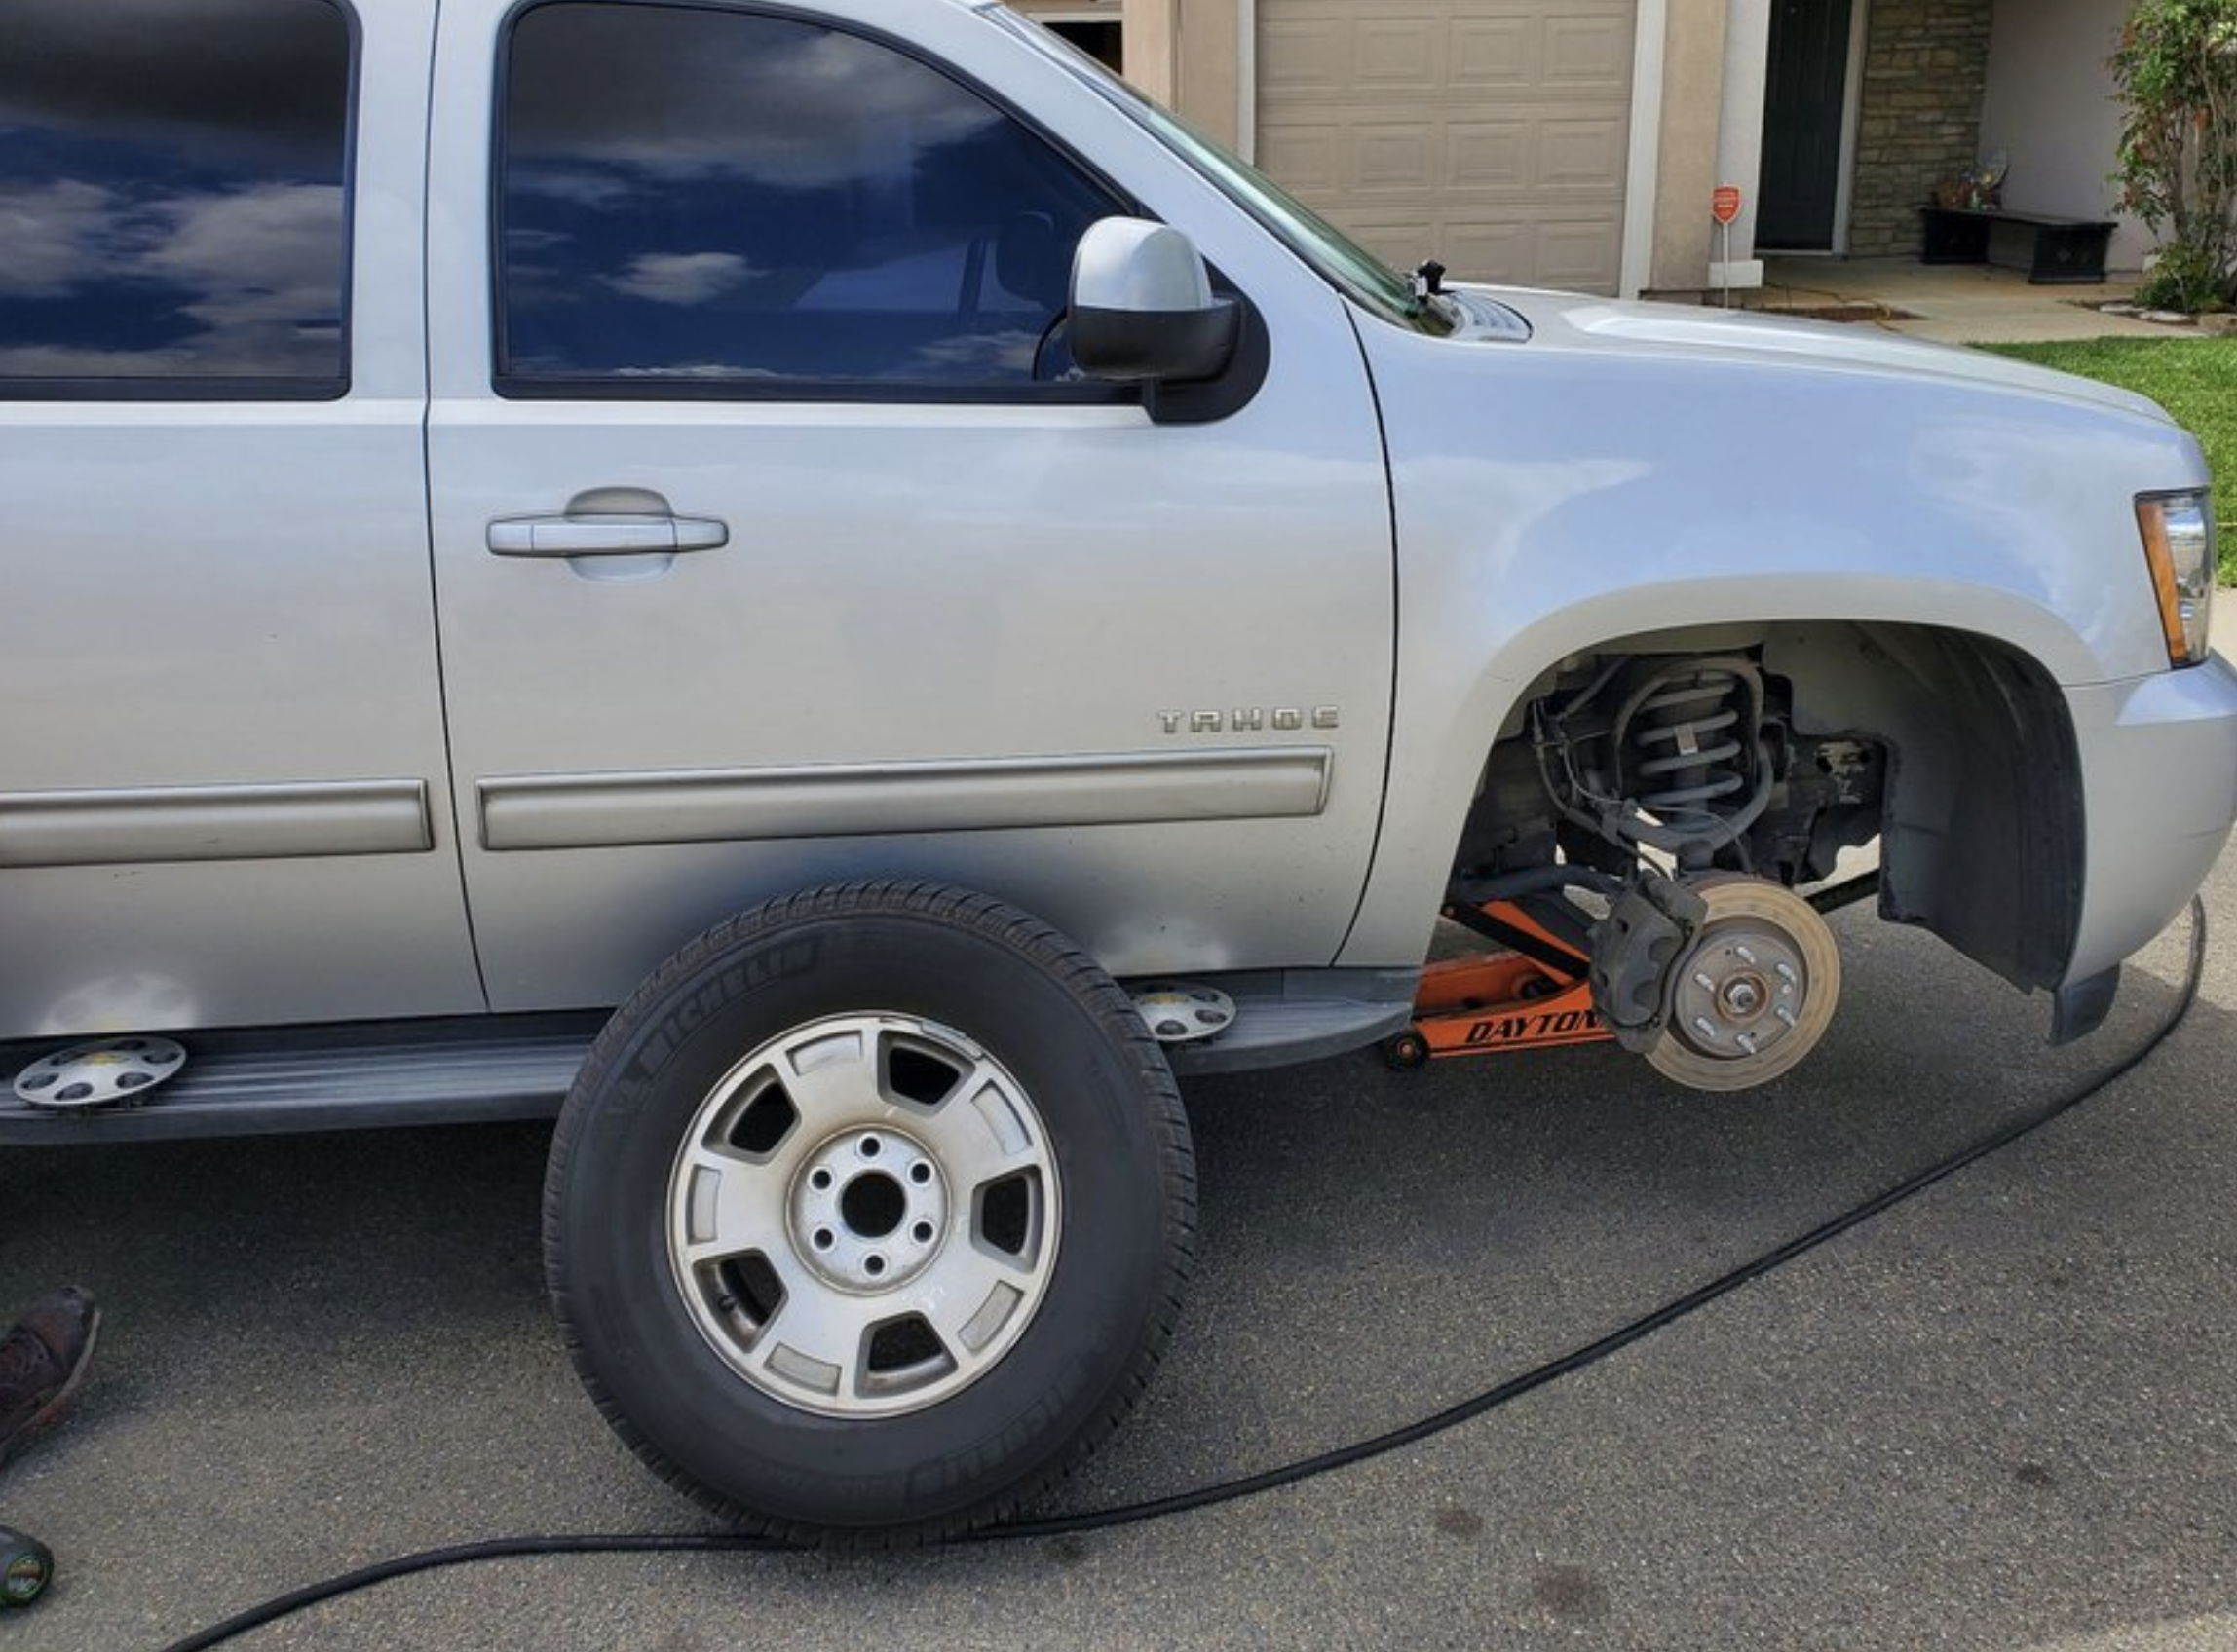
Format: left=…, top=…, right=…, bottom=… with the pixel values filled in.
left=0, top=0, right=349, bottom=384
left=500, top=4, right=1119, bottom=388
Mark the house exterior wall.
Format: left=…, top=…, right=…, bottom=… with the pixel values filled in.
left=1978, top=0, right=2148, bottom=271
left=1118, top=0, right=2138, bottom=295
left=1712, top=0, right=1770, bottom=281
left=1847, top=0, right=1993, bottom=257
left=1646, top=0, right=1729, bottom=288
left=1114, top=0, right=1246, bottom=149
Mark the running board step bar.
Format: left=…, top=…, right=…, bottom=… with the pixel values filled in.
left=0, top=969, right=1420, bottom=1144
left=0, top=1014, right=605, bottom=1144
left=1156, top=969, right=1417, bottom=1075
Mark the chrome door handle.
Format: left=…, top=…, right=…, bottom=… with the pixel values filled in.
left=486, top=514, right=730, bottom=557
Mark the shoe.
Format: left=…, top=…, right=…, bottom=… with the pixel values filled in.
left=0, top=1289, right=100, bottom=1472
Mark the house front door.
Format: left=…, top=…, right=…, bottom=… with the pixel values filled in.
left=1757, top=0, right=1856, bottom=251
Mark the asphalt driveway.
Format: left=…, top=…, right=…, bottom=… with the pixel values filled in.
left=3, top=849, right=2232, bottom=1652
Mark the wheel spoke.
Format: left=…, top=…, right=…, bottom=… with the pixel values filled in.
left=675, top=1144, right=790, bottom=1267
left=772, top=1025, right=882, bottom=1124
left=927, top=1060, right=1048, bottom=1195
left=752, top=1269, right=883, bottom=1392
left=909, top=1240, right=1035, bottom=1365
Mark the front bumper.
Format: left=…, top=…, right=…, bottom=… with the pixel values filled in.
left=2064, top=652, right=2237, bottom=982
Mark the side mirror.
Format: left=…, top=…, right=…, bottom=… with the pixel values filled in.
left=1069, top=218, right=1239, bottom=384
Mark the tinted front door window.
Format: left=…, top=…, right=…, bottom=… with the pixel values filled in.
left=500, top=3, right=1122, bottom=391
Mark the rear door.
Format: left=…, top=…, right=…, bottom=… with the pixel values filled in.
left=425, top=0, right=1397, bottom=1011
left=0, top=0, right=482, bottom=1039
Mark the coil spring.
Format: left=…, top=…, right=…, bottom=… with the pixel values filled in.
left=1623, top=665, right=1752, bottom=818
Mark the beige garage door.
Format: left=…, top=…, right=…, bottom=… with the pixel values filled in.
left=1256, top=0, right=1636, bottom=294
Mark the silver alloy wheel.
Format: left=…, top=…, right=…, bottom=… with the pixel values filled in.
left=666, top=1013, right=1061, bottom=1418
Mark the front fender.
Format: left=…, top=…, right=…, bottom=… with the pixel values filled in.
left=1336, top=319, right=2203, bottom=968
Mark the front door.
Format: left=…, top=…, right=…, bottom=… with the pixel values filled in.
left=1757, top=0, right=1856, bottom=251
left=425, top=0, right=1396, bottom=1012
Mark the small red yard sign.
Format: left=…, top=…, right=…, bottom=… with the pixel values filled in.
left=1712, top=186, right=1742, bottom=226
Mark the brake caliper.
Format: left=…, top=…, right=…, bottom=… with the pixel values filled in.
left=1588, top=874, right=1708, bottom=1054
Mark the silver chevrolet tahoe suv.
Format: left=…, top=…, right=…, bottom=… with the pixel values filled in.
left=4, top=0, right=2232, bottom=1542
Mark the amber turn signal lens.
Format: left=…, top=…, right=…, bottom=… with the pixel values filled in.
left=2136, top=492, right=2216, bottom=668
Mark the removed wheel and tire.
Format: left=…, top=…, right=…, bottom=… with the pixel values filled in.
left=545, top=882, right=1196, bottom=1545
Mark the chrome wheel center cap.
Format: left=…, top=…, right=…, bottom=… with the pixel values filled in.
left=789, top=1127, right=948, bottom=1293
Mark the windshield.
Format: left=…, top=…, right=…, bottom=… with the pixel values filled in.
left=983, top=7, right=1455, bottom=335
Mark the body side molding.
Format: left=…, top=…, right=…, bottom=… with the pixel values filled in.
left=0, top=779, right=435, bottom=868
left=478, top=748, right=1334, bottom=852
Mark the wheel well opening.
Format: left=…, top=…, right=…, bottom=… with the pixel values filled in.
left=1451, top=620, right=2082, bottom=992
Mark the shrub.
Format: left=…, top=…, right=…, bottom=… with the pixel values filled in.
left=2112, top=0, right=2237, bottom=312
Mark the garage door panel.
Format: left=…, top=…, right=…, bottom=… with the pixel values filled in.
left=1355, top=19, right=1442, bottom=85
left=1447, top=122, right=1531, bottom=191
left=1356, top=125, right=1442, bottom=193
left=1537, top=118, right=1628, bottom=190
left=1429, top=220, right=1533, bottom=281
left=1535, top=219, right=1624, bottom=288
left=1255, top=124, right=1342, bottom=192
left=1260, top=18, right=1346, bottom=94
left=1258, top=0, right=1636, bottom=294
left=1543, top=15, right=1634, bottom=85
left=1449, top=18, right=1536, bottom=88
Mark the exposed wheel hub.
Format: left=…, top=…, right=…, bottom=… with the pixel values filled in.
left=1646, top=876, right=1842, bottom=1092
left=789, top=1126, right=948, bottom=1293
left=1674, top=931, right=1807, bottom=1059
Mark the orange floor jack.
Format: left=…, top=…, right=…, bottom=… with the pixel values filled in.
left=1382, top=897, right=1613, bottom=1070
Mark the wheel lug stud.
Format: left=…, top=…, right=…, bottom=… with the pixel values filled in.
left=813, top=1228, right=834, bottom=1251
left=858, top=1137, right=882, bottom=1159
left=810, top=1169, right=832, bottom=1191
left=912, top=1220, right=934, bottom=1244
left=909, top=1162, right=932, bottom=1184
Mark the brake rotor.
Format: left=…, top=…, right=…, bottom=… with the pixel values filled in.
left=12, top=1037, right=187, bottom=1110
left=1127, top=982, right=1237, bottom=1045
left=1648, top=876, right=1840, bottom=1092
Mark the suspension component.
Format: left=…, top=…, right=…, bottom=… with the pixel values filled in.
left=1618, top=662, right=1762, bottom=828
left=1532, top=654, right=1775, bottom=868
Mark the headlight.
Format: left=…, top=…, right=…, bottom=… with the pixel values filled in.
left=2137, top=491, right=2217, bottom=667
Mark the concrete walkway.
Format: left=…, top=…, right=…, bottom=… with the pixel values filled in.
left=1751, top=255, right=2184, bottom=345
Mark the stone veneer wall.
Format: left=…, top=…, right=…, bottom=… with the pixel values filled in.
left=1847, top=0, right=1994, bottom=256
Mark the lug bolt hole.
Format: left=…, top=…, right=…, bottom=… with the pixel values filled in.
left=810, top=1169, right=833, bottom=1191
left=864, top=1255, right=887, bottom=1278
left=812, top=1228, right=835, bottom=1251
left=909, top=1162, right=932, bottom=1184
left=912, top=1220, right=934, bottom=1244
left=858, top=1137, right=882, bottom=1159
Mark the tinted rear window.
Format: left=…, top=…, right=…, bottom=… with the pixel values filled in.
left=0, top=0, right=353, bottom=395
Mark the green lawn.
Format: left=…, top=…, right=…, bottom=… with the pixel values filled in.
left=1978, top=336, right=2237, bottom=581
